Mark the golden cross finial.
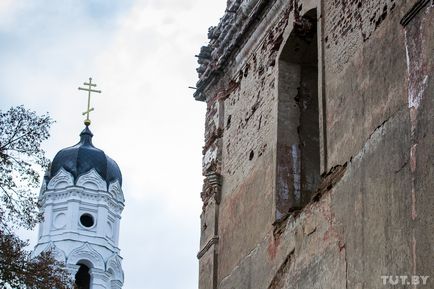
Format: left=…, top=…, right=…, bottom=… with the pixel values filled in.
left=78, top=77, right=101, bottom=126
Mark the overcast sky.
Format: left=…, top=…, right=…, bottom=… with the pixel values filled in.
left=0, top=1, right=226, bottom=288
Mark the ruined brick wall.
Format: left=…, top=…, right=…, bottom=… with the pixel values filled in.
left=195, top=0, right=434, bottom=288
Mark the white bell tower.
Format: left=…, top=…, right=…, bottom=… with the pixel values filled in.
left=34, top=126, right=125, bottom=289
left=34, top=78, right=125, bottom=289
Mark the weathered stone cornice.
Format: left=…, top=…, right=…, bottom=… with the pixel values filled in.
left=194, top=0, right=276, bottom=101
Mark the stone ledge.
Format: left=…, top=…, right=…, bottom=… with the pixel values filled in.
left=197, top=236, right=219, bottom=259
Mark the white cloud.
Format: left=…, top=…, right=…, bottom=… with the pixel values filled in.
left=0, top=0, right=226, bottom=288
left=0, top=0, right=24, bottom=29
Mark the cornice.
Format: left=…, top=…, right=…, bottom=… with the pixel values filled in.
left=194, top=0, right=277, bottom=101
left=40, top=188, right=124, bottom=214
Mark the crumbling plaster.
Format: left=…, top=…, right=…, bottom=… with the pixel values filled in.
left=195, top=0, right=433, bottom=288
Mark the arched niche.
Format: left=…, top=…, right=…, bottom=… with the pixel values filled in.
left=106, top=254, right=124, bottom=283
left=275, top=8, right=321, bottom=220
left=40, top=242, right=67, bottom=263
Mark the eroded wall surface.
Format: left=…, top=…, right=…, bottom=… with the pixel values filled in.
left=194, top=1, right=433, bottom=288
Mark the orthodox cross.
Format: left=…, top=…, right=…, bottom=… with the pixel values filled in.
left=78, top=77, right=101, bottom=126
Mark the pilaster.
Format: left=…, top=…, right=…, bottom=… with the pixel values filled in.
left=90, top=268, right=110, bottom=289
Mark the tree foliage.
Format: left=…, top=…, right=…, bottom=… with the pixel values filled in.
left=0, top=106, right=51, bottom=229
left=0, top=229, right=71, bottom=289
left=0, top=106, right=72, bottom=288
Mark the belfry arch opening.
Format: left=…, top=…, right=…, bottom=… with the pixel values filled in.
left=276, top=8, right=321, bottom=220
left=75, top=263, right=91, bottom=289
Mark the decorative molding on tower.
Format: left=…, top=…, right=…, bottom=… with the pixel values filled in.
left=41, top=242, right=67, bottom=262
left=76, top=169, right=107, bottom=191
left=108, top=180, right=124, bottom=203
left=47, top=168, right=74, bottom=190
left=68, top=242, right=106, bottom=270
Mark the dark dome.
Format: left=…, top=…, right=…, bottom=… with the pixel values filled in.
left=49, top=126, right=122, bottom=187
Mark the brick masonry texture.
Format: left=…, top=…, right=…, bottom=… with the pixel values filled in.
left=194, top=1, right=433, bottom=289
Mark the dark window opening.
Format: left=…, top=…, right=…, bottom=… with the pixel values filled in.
left=75, top=264, right=90, bottom=289
left=249, top=150, right=255, bottom=161
left=295, top=16, right=320, bottom=203
left=276, top=8, right=321, bottom=221
left=80, top=213, right=94, bottom=228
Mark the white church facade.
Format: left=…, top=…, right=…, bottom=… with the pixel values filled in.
left=33, top=126, right=125, bottom=289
